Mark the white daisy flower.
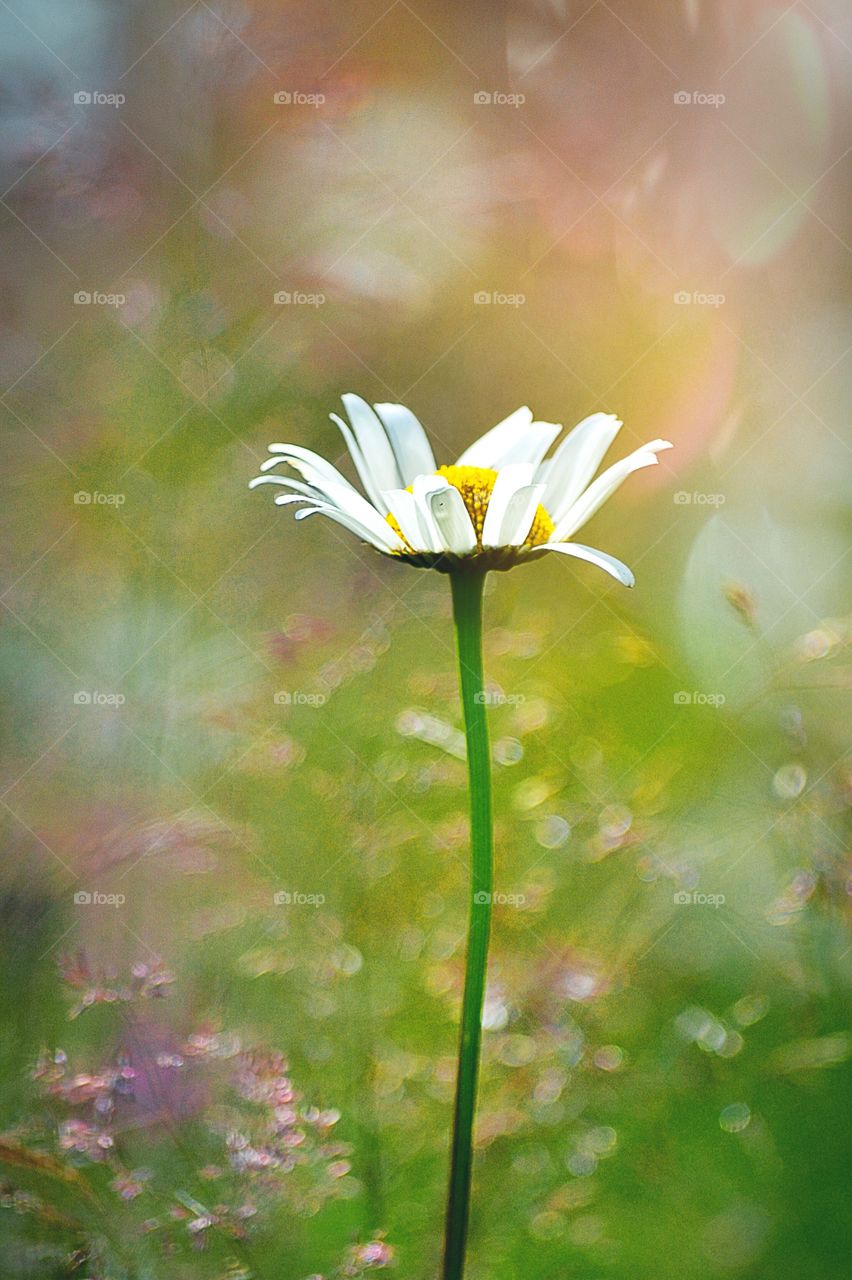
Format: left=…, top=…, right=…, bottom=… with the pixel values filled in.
left=250, top=395, right=672, bottom=586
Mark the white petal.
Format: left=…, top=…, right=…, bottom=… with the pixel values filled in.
left=261, top=468, right=399, bottom=551
left=373, top=402, right=437, bottom=484
left=539, top=413, right=623, bottom=522
left=294, top=502, right=404, bottom=553
left=383, top=488, right=427, bottom=551
left=262, top=445, right=359, bottom=492
left=500, top=483, right=546, bottom=547
left=250, top=475, right=324, bottom=500
left=534, top=541, right=635, bottom=587
left=330, top=413, right=388, bottom=513
left=456, top=406, right=532, bottom=466
left=457, top=407, right=560, bottom=469
left=252, top=466, right=375, bottom=522
left=412, top=474, right=451, bottom=552
left=551, top=440, right=673, bottom=540
left=260, top=448, right=375, bottom=520
left=427, top=486, right=477, bottom=554
left=330, top=392, right=410, bottom=514
left=480, top=463, right=535, bottom=547
left=341, top=393, right=403, bottom=492
left=316, top=479, right=401, bottom=549
left=273, top=494, right=318, bottom=508
left=518, top=421, right=563, bottom=469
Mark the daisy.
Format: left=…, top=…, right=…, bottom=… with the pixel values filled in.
left=248, top=391, right=673, bottom=1280
left=250, top=395, right=672, bottom=585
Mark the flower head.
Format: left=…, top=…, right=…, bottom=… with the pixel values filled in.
left=250, top=396, right=672, bottom=586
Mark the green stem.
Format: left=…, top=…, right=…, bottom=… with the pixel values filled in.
left=442, top=570, right=493, bottom=1280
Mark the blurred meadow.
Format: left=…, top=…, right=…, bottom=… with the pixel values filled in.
left=0, top=1, right=850, bottom=1277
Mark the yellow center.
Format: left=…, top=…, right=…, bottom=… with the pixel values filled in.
left=388, top=465, right=554, bottom=553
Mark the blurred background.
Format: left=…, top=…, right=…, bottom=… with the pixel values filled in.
left=0, top=1, right=850, bottom=1277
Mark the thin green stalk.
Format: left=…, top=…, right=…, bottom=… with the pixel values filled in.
left=443, top=569, right=493, bottom=1280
